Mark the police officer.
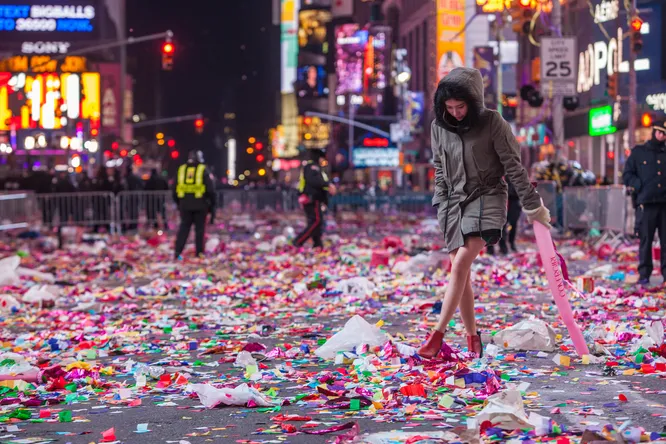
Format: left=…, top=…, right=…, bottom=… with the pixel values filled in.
left=173, top=150, right=216, bottom=259
left=293, top=149, right=331, bottom=249
left=623, top=121, right=666, bottom=285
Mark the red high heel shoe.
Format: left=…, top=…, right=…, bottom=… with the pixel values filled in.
left=418, top=330, right=445, bottom=358
left=467, top=334, right=483, bottom=358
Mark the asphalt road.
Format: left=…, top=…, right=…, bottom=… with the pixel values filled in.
left=2, top=233, right=665, bottom=444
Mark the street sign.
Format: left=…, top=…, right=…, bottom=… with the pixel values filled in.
left=540, top=37, right=577, bottom=97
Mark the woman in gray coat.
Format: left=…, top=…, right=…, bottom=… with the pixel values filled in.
left=418, top=67, right=551, bottom=359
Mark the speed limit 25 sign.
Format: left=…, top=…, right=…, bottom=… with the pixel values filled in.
left=540, top=37, right=577, bottom=96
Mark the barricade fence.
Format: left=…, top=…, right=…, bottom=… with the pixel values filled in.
left=0, top=186, right=635, bottom=238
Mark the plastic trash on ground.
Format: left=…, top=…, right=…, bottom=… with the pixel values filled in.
left=0, top=352, right=38, bottom=376
left=0, top=294, right=21, bottom=313
left=22, top=285, right=59, bottom=305
left=205, top=237, right=221, bottom=253
left=233, top=351, right=257, bottom=367
left=0, top=256, right=20, bottom=287
left=493, top=319, right=558, bottom=352
left=392, top=251, right=449, bottom=275
left=188, top=383, right=277, bottom=408
left=315, top=315, right=388, bottom=360
left=471, top=390, right=532, bottom=430
left=334, top=277, right=376, bottom=298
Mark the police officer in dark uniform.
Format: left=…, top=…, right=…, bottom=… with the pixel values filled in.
left=173, top=150, right=216, bottom=259
left=623, top=121, right=666, bottom=285
left=293, top=149, right=330, bottom=249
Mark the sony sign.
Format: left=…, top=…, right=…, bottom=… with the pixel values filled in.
left=21, top=41, right=70, bottom=54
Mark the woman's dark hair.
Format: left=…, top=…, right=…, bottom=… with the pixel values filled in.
left=433, top=81, right=481, bottom=133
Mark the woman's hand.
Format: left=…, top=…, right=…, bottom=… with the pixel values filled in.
left=524, top=204, right=552, bottom=229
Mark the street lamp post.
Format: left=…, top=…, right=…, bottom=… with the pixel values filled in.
left=394, top=49, right=411, bottom=189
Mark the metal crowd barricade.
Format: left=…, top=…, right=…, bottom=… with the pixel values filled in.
left=536, top=181, right=558, bottom=220
left=216, top=189, right=299, bottom=214
left=0, top=191, right=36, bottom=231
left=34, top=192, right=117, bottom=233
left=562, top=186, right=603, bottom=233
left=116, top=190, right=178, bottom=231
left=599, top=185, right=628, bottom=243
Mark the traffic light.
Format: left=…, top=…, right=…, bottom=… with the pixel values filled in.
left=167, top=139, right=176, bottom=148
left=630, top=17, right=643, bottom=53
left=170, top=150, right=179, bottom=159
left=194, top=118, right=204, bottom=134
left=510, top=0, right=533, bottom=35
left=162, top=41, right=174, bottom=71
left=256, top=154, right=265, bottom=163
left=641, top=112, right=653, bottom=127
left=255, top=142, right=263, bottom=150
left=606, top=73, right=618, bottom=98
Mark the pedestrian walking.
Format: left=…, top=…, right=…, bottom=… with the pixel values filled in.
left=293, top=149, right=331, bottom=249
left=622, top=120, right=666, bottom=285
left=173, top=150, right=216, bottom=259
left=418, top=67, right=551, bottom=359
left=145, top=168, right=169, bottom=229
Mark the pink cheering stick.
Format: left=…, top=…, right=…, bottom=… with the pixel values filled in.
left=533, top=221, right=590, bottom=356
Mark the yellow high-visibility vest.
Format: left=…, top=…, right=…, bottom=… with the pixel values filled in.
left=176, top=163, right=206, bottom=198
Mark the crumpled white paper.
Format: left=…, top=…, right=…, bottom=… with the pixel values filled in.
left=493, top=319, right=558, bottom=352
left=22, top=285, right=59, bottom=305
left=472, top=390, right=532, bottom=430
left=315, top=315, right=388, bottom=360
left=188, top=383, right=277, bottom=408
left=233, top=351, right=257, bottom=368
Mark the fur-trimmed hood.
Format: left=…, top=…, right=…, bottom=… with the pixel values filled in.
left=433, top=67, right=486, bottom=133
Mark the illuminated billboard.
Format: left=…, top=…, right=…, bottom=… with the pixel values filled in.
left=298, top=9, right=331, bottom=55
left=335, top=24, right=367, bottom=95
left=436, top=0, right=465, bottom=80
left=0, top=1, right=106, bottom=52
left=280, top=0, right=300, bottom=93
left=0, top=71, right=100, bottom=131
left=295, top=65, right=328, bottom=98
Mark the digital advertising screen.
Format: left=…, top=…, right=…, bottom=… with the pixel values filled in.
left=335, top=24, right=368, bottom=95
left=295, top=65, right=328, bottom=98
left=298, top=9, right=331, bottom=55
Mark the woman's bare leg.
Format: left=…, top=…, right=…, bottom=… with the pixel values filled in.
left=435, top=236, right=485, bottom=333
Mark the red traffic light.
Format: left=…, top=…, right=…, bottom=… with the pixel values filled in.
left=255, top=142, right=263, bottom=150
left=642, top=113, right=653, bottom=127
left=167, top=139, right=176, bottom=148
left=111, top=141, right=119, bottom=150
left=256, top=154, right=265, bottom=163
left=119, top=149, right=128, bottom=157
left=104, top=150, right=111, bottom=158
left=303, top=117, right=312, bottom=125
left=171, top=150, right=179, bottom=159
left=162, top=42, right=174, bottom=54
left=195, top=118, right=204, bottom=128
left=630, top=17, right=643, bottom=32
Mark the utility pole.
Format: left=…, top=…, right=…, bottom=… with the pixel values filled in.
left=627, top=0, right=637, bottom=150
left=551, top=0, right=565, bottom=155
left=119, top=0, right=128, bottom=144
left=496, top=13, right=503, bottom=116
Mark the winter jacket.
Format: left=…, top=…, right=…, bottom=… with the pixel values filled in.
left=623, top=138, right=666, bottom=205
left=298, top=161, right=329, bottom=205
left=431, top=67, right=541, bottom=252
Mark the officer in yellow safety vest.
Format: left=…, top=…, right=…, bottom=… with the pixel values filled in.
left=293, top=149, right=334, bottom=249
left=172, top=150, right=216, bottom=259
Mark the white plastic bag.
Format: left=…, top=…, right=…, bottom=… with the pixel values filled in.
left=271, top=235, right=289, bottom=249
left=0, top=295, right=21, bottom=313
left=0, top=352, right=37, bottom=376
left=205, top=237, right=220, bottom=253
left=188, top=383, right=277, bottom=408
left=315, top=315, right=388, bottom=360
left=0, top=256, right=20, bottom=287
left=472, top=390, right=531, bottom=430
left=22, top=285, right=59, bottom=305
left=334, top=277, right=376, bottom=298
left=493, top=319, right=557, bottom=352
left=233, top=351, right=257, bottom=368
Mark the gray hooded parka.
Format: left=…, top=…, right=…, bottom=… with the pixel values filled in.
left=431, top=67, right=541, bottom=252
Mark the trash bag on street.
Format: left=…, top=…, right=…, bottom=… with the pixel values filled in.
left=334, top=277, right=376, bottom=298
left=493, top=319, right=558, bottom=352
left=315, top=315, right=388, bottom=360
left=472, top=390, right=532, bottom=430
left=0, top=256, right=20, bottom=287
left=188, top=383, right=278, bottom=408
